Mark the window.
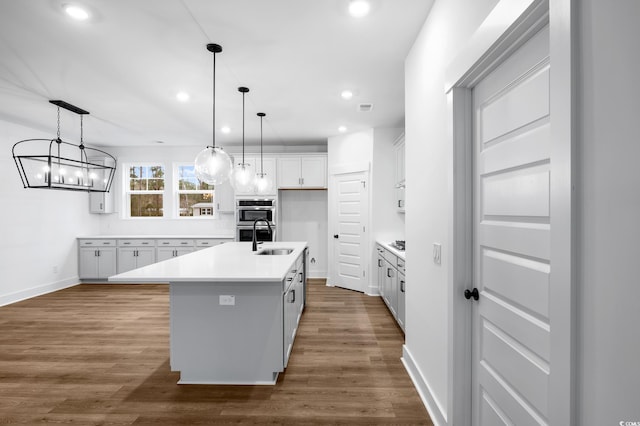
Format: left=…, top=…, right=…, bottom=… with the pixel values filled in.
left=176, top=164, right=215, bottom=218
left=126, top=164, right=165, bottom=217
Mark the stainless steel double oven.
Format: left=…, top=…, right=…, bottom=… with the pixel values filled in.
left=236, top=198, right=276, bottom=242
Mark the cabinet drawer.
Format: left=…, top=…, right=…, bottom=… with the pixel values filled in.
left=118, top=239, right=156, bottom=247
left=397, top=258, right=405, bottom=273
left=79, top=239, right=116, bottom=247
left=195, top=239, right=227, bottom=247
left=382, top=249, right=397, bottom=265
left=157, top=239, right=194, bottom=247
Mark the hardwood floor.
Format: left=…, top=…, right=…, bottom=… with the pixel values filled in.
left=0, top=280, right=432, bottom=425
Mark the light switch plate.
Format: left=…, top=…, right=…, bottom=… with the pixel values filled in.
left=433, top=243, right=442, bottom=265
left=219, top=295, right=235, bottom=306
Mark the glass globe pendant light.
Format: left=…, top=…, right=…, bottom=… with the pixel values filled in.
left=231, top=86, right=255, bottom=191
left=254, top=112, right=272, bottom=194
left=194, top=43, right=232, bottom=185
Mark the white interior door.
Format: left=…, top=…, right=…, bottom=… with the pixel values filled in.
left=331, top=171, right=368, bottom=292
left=472, top=25, right=552, bottom=425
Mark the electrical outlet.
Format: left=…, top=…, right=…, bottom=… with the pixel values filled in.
left=219, top=295, right=235, bottom=306
left=433, top=243, right=442, bottom=265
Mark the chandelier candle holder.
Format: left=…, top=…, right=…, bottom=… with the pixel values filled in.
left=12, top=100, right=116, bottom=192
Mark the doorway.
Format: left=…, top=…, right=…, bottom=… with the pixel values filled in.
left=329, top=170, right=369, bottom=293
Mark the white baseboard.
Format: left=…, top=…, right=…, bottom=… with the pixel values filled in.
left=0, top=277, right=79, bottom=307
left=402, top=345, right=448, bottom=426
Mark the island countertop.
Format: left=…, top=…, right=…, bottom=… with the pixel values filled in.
left=108, top=241, right=308, bottom=283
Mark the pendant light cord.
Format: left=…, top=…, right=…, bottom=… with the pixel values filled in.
left=212, top=50, right=216, bottom=149
left=242, top=90, right=245, bottom=163
left=260, top=114, right=264, bottom=174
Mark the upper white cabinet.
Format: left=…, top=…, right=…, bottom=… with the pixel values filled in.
left=232, top=156, right=277, bottom=196
left=394, top=134, right=406, bottom=213
left=214, top=181, right=235, bottom=213
left=277, top=155, right=327, bottom=189
left=88, top=157, right=116, bottom=214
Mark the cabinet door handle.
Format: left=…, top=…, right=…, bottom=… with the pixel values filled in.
left=299, top=272, right=303, bottom=282
left=400, top=280, right=405, bottom=292
left=301, top=177, right=304, bottom=185
left=378, top=259, right=382, bottom=267
left=99, top=202, right=103, bottom=210
left=291, top=289, right=296, bottom=303
left=387, top=268, right=394, bottom=278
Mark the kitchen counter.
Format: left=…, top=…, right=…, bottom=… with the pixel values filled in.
left=378, top=241, right=406, bottom=260
left=78, top=233, right=235, bottom=239
left=109, top=241, right=308, bottom=385
left=109, top=241, right=307, bottom=283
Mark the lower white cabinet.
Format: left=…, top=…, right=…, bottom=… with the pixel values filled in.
left=79, top=239, right=117, bottom=279
left=156, top=239, right=195, bottom=262
left=78, top=237, right=233, bottom=280
left=283, top=253, right=305, bottom=367
left=376, top=243, right=405, bottom=332
left=118, top=243, right=156, bottom=274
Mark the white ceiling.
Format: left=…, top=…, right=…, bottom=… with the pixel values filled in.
left=0, top=0, right=432, bottom=148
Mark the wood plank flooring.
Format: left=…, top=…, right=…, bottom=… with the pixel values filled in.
left=0, top=280, right=432, bottom=425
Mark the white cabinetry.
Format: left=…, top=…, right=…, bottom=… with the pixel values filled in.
left=394, top=134, right=406, bottom=213
left=117, top=239, right=156, bottom=274
left=376, top=243, right=405, bottom=332
left=88, top=157, right=116, bottom=214
left=283, top=253, right=305, bottom=367
left=277, top=155, right=327, bottom=189
left=156, top=239, right=195, bottom=262
left=79, top=237, right=233, bottom=281
left=78, top=239, right=117, bottom=279
left=214, top=181, right=235, bottom=213
left=232, top=156, right=277, bottom=196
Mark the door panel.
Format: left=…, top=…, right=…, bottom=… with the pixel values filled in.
left=332, top=171, right=368, bottom=292
left=472, top=25, right=551, bottom=426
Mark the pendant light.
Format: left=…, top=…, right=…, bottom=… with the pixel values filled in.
left=254, top=112, right=271, bottom=194
left=231, top=86, right=255, bottom=191
left=194, top=43, right=233, bottom=185
left=12, top=100, right=116, bottom=192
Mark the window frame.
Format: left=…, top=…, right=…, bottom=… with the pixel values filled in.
left=123, top=162, right=166, bottom=219
left=174, top=163, right=216, bottom=219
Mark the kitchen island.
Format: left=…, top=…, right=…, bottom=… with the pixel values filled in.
left=109, top=241, right=308, bottom=385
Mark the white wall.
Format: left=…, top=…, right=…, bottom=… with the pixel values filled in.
left=98, top=145, right=236, bottom=236
left=577, top=0, right=640, bottom=424
left=0, top=119, right=100, bottom=305
left=406, top=0, right=640, bottom=424
left=278, top=190, right=328, bottom=278
left=404, top=0, right=499, bottom=422
left=328, top=128, right=405, bottom=293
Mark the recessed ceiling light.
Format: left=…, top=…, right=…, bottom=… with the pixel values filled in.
left=176, top=91, right=190, bottom=102
left=221, top=126, right=231, bottom=134
left=348, top=0, right=370, bottom=18
left=338, top=126, right=348, bottom=133
left=341, top=90, right=354, bottom=100
left=64, top=4, right=90, bottom=21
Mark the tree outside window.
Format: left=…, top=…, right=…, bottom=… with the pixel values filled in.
left=177, top=165, right=215, bottom=217
left=127, top=165, right=165, bottom=217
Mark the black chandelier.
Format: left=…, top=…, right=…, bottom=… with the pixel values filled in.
left=12, top=100, right=116, bottom=192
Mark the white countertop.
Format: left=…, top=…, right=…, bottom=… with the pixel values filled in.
left=378, top=241, right=406, bottom=260
left=78, top=234, right=235, bottom=239
left=108, top=241, right=308, bottom=283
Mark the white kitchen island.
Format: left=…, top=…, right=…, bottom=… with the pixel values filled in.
left=109, top=241, right=308, bottom=385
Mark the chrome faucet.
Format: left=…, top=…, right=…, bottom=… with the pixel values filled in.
left=252, top=219, right=272, bottom=251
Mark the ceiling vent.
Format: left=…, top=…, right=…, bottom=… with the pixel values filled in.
left=357, top=103, right=374, bottom=112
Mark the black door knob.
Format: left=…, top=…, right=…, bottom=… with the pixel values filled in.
left=464, top=288, right=479, bottom=301
left=333, top=234, right=339, bottom=239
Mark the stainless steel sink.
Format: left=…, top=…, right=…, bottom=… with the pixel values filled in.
left=255, top=248, right=294, bottom=255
